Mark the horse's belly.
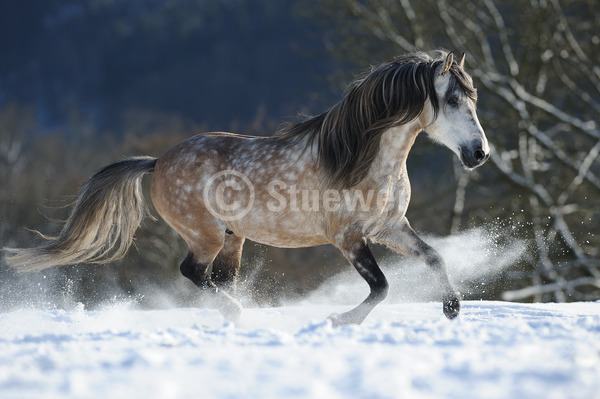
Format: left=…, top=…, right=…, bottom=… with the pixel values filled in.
left=229, top=212, right=330, bottom=248
left=246, top=231, right=330, bottom=248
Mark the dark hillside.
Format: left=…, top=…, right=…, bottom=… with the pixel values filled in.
left=0, top=0, right=335, bottom=132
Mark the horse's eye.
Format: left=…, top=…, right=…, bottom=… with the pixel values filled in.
left=448, top=95, right=460, bottom=107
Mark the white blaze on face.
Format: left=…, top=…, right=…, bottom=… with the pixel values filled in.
left=424, top=72, right=489, bottom=162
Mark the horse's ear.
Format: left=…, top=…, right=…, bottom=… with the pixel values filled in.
left=441, top=52, right=454, bottom=74
left=458, top=53, right=466, bottom=68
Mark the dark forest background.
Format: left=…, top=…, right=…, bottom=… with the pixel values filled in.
left=1, top=0, right=598, bottom=310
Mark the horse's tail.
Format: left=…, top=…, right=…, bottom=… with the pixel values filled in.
left=3, top=156, right=158, bottom=272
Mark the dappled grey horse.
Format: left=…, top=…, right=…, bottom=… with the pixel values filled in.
left=5, top=51, right=489, bottom=325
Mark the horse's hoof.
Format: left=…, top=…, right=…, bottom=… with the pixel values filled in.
left=219, top=298, right=242, bottom=324
left=443, top=295, right=460, bottom=320
left=221, top=306, right=241, bottom=324
left=327, top=311, right=366, bottom=327
left=327, top=313, right=342, bottom=327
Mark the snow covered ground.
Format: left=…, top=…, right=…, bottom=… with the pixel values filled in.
left=0, top=301, right=598, bottom=399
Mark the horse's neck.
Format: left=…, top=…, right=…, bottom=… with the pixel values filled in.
left=370, top=123, right=421, bottom=180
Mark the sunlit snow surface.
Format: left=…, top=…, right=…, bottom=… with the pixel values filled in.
left=0, top=301, right=599, bottom=399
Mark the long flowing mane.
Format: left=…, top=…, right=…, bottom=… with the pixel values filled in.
left=276, top=51, right=477, bottom=188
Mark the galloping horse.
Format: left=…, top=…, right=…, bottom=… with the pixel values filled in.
left=4, top=51, right=489, bottom=325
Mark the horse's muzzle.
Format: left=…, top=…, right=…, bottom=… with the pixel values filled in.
left=459, top=141, right=490, bottom=169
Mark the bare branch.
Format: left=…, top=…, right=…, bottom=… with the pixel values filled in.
left=552, top=57, right=600, bottom=113
left=502, top=277, right=600, bottom=301
left=482, top=0, right=519, bottom=76
left=509, top=80, right=600, bottom=139
left=398, top=0, right=424, bottom=49
left=548, top=0, right=591, bottom=66
left=557, top=140, right=600, bottom=206
left=372, top=5, right=414, bottom=52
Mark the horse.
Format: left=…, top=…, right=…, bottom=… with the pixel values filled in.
left=4, top=51, right=489, bottom=326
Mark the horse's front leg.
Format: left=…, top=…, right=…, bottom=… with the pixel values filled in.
left=374, top=217, right=460, bottom=319
left=328, top=232, right=389, bottom=327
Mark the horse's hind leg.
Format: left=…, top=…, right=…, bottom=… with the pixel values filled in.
left=329, top=233, right=389, bottom=326
left=211, top=231, right=245, bottom=294
left=374, top=217, right=460, bottom=319
left=180, top=238, right=242, bottom=323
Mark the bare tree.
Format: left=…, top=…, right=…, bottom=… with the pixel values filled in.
left=314, top=0, right=600, bottom=301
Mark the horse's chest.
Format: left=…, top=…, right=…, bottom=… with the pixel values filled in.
left=373, top=173, right=411, bottom=216
left=391, top=175, right=411, bottom=213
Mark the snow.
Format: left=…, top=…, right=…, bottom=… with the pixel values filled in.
left=0, top=226, right=596, bottom=398
left=0, top=301, right=599, bottom=399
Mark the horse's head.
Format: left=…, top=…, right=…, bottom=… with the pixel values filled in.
left=424, top=52, right=489, bottom=169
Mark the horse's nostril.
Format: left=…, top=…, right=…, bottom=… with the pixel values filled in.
left=474, top=149, right=486, bottom=162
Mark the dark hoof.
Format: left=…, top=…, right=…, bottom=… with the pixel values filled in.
left=443, top=295, right=461, bottom=320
